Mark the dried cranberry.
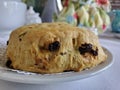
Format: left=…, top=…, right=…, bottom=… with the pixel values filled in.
left=48, top=41, right=60, bottom=51
left=79, top=47, right=87, bottom=54
left=79, top=43, right=93, bottom=54
left=6, top=60, right=12, bottom=68
left=7, top=40, right=9, bottom=45
left=90, top=49, right=98, bottom=56
left=81, top=43, right=92, bottom=50
left=79, top=43, right=98, bottom=56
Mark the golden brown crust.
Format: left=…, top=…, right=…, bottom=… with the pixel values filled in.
left=6, top=22, right=107, bottom=74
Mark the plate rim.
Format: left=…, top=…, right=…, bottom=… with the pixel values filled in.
left=0, top=47, right=113, bottom=84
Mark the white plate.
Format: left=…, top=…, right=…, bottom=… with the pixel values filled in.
left=0, top=44, right=113, bottom=84
left=114, top=33, right=120, bottom=39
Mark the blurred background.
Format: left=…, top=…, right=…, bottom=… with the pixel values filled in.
left=110, top=0, right=120, bottom=10
left=0, top=0, right=120, bottom=37
left=22, top=0, right=120, bottom=35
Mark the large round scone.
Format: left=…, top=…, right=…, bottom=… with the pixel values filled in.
left=6, top=22, right=107, bottom=74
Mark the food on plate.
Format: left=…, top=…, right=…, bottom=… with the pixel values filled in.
left=6, top=22, right=107, bottom=74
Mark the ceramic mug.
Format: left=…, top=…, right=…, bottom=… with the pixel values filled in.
left=0, top=1, right=27, bottom=30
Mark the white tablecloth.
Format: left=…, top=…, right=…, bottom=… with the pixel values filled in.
left=0, top=31, right=120, bottom=90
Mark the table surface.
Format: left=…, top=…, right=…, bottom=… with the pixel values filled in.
left=0, top=30, right=120, bottom=90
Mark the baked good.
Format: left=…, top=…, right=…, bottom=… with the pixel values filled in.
left=6, top=22, right=107, bottom=74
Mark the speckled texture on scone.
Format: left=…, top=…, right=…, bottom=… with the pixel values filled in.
left=6, top=22, right=107, bottom=74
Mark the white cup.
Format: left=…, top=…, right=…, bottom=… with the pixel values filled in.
left=0, top=1, right=27, bottom=30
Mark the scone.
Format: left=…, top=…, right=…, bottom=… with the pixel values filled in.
left=6, top=22, right=107, bottom=74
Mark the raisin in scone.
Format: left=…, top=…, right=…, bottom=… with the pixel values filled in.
left=6, top=22, right=107, bottom=74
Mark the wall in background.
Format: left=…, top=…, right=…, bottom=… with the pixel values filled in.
left=110, top=0, right=120, bottom=10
